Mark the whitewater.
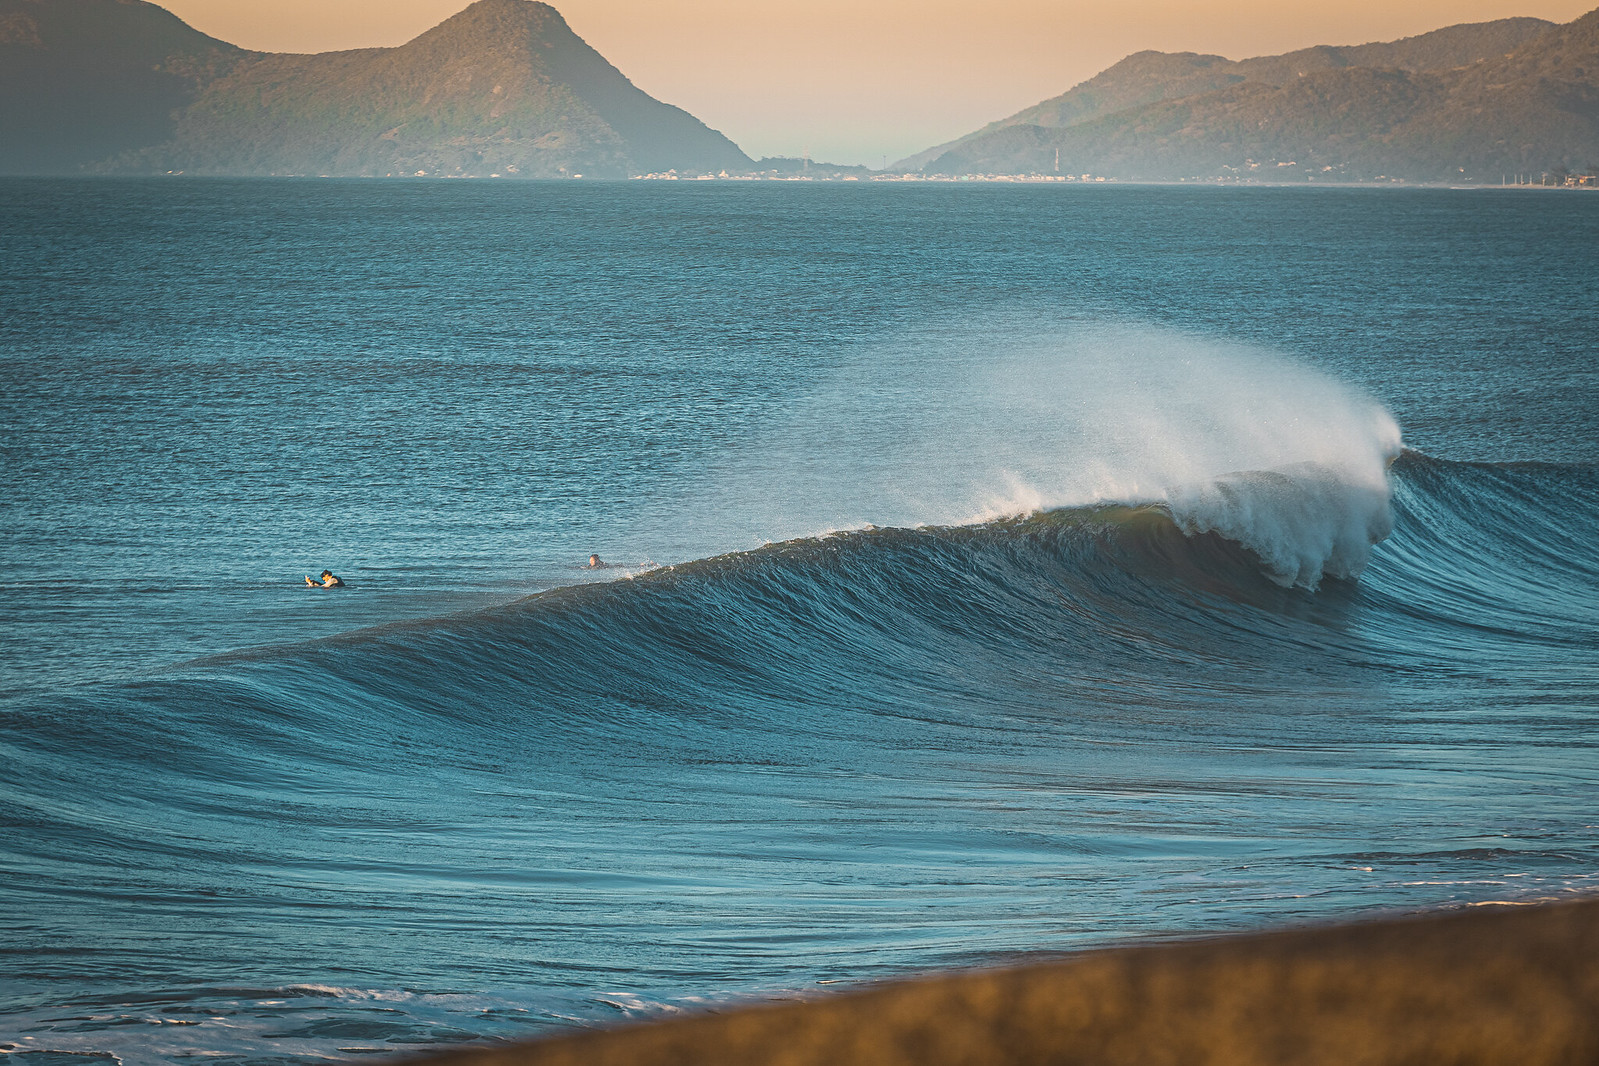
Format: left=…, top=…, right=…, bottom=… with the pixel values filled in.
left=1, top=180, right=1596, bottom=1064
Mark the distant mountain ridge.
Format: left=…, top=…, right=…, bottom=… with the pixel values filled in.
left=6, top=1, right=1598, bottom=182
left=0, top=0, right=751, bottom=177
left=898, top=16, right=1556, bottom=171
left=900, top=12, right=1599, bottom=182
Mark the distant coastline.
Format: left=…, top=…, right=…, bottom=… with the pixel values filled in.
left=626, top=172, right=1599, bottom=187
left=61, top=171, right=1597, bottom=187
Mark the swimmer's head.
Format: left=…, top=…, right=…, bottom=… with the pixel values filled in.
left=588, top=555, right=601, bottom=568
left=321, top=570, right=333, bottom=578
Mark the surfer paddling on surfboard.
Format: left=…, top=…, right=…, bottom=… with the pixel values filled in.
left=305, top=570, right=345, bottom=588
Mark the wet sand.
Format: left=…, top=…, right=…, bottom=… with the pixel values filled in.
left=412, top=897, right=1599, bottom=1066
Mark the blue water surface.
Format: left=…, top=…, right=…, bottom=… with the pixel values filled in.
left=1, top=180, right=1597, bottom=1064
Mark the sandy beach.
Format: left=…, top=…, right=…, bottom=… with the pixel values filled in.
left=416, top=898, right=1599, bottom=1066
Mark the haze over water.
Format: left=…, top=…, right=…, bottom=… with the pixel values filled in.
left=2, top=180, right=1597, bottom=1063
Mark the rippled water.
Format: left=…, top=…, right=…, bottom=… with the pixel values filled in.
left=2, top=180, right=1596, bottom=1063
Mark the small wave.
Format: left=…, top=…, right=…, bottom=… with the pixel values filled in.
left=0, top=984, right=709, bottom=1066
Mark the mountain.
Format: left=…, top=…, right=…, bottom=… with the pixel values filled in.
left=0, top=0, right=751, bottom=177
left=902, top=13, right=1599, bottom=182
left=0, top=0, right=246, bottom=174
left=894, top=18, right=1554, bottom=172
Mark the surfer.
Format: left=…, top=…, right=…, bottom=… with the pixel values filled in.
left=305, top=570, right=345, bottom=588
left=586, top=554, right=605, bottom=569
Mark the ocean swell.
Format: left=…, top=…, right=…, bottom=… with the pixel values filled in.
left=3, top=454, right=1598, bottom=1066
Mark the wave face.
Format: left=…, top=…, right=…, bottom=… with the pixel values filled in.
left=4, top=452, right=1598, bottom=1063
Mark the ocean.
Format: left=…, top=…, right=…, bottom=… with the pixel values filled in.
left=1, top=179, right=1596, bottom=1063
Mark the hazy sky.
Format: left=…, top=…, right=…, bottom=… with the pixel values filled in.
left=160, top=0, right=1596, bottom=166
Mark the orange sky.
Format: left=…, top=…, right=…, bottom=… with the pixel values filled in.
left=158, top=0, right=1597, bottom=166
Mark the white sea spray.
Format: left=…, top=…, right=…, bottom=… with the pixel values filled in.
left=682, top=317, right=1402, bottom=588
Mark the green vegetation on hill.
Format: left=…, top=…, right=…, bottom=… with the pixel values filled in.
left=894, top=19, right=1557, bottom=172
left=1, top=0, right=751, bottom=177
left=155, top=0, right=750, bottom=178
left=903, top=13, right=1599, bottom=182
left=0, top=0, right=246, bottom=174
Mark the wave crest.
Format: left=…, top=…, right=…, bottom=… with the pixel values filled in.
left=1167, top=461, right=1396, bottom=589
left=660, top=320, right=1404, bottom=592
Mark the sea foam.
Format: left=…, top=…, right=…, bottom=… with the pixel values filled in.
left=668, top=317, right=1402, bottom=589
